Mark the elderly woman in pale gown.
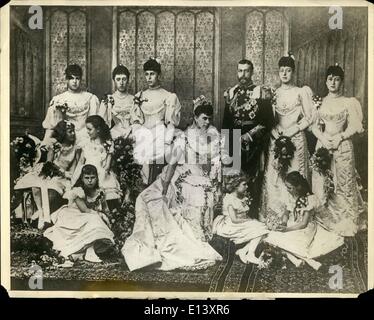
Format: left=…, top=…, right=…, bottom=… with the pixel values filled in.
left=261, top=54, right=315, bottom=221
left=122, top=96, right=223, bottom=271
left=311, top=65, right=366, bottom=237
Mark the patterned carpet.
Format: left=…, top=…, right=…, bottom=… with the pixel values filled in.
left=10, top=231, right=367, bottom=293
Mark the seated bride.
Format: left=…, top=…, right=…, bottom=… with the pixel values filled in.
left=122, top=96, right=224, bottom=271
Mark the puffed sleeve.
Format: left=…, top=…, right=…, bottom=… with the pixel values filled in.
left=63, top=187, right=85, bottom=201
left=342, top=97, right=364, bottom=139
left=164, top=93, right=181, bottom=126
left=298, top=86, right=316, bottom=131
left=42, top=100, right=63, bottom=130
left=223, top=193, right=242, bottom=212
left=88, top=94, right=100, bottom=116
left=305, top=194, right=321, bottom=211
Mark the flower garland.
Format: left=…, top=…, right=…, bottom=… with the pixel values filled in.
left=312, top=95, right=323, bottom=109
left=265, top=207, right=284, bottom=231
left=55, top=102, right=69, bottom=115
left=106, top=202, right=136, bottom=250
left=111, top=136, right=143, bottom=201
left=101, top=93, right=115, bottom=106
left=10, top=135, right=38, bottom=179
left=39, top=161, right=65, bottom=179
left=273, top=136, right=296, bottom=179
left=103, top=139, right=113, bottom=154
left=310, top=147, right=335, bottom=202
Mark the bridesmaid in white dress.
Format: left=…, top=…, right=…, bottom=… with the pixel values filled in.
left=44, top=164, right=115, bottom=264
left=14, top=121, right=81, bottom=228
left=212, top=175, right=269, bottom=265
left=261, top=53, right=315, bottom=221
left=131, top=58, right=181, bottom=185
left=311, top=64, right=366, bottom=237
left=74, top=115, right=121, bottom=202
left=42, top=64, right=99, bottom=146
left=98, top=65, right=142, bottom=139
left=264, top=171, right=344, bottom=270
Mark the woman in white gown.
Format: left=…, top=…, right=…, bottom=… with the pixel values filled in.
left=311, top=64, right=366, bottom=237
left=261, top=53, right=315, bottom=222
left=264, top=171, right=344, bottom=270
left=131, top=58, right=181, bottom=185
left=122, top=96, right=223, bottom=271
left=98, top=65, right=142, bottom=139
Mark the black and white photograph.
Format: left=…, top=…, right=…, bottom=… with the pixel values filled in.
left=1, top=0, right=371, bottom=297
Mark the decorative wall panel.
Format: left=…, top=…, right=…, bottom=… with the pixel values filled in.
left=68, top=10, right=87, bottom=88
left=264, top=10, right=284, bottom=86
left=136, top=11, right=156, bottom=90
left=115, top=7, right=216, bottom=128
left=118, top=11, right=136, bottom=93
left=195, top=11, right=214, bottom=101
left=47, top=8, right=89, bottom=101
left=50, top=10, right=68, bottom=98
left=245, top=9, right=289, bottom=87
left=245, top=11, right=264, bottom=85
left=156, top=11, right=175, bottom=92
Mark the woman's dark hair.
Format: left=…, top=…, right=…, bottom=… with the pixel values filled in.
left=112, top=65, right=130, bottom=80
left=86, top=115, right=112, bottom=143
left=143, top=58, right=161, bottom=74
left=52, top=121, right=76, bottom=144
left=285, top=171, right=312, bottom=197
left=278, top=55, right=295, bottom=71
left=74, top=164, right=99, bottom=191
left=326, top=65, right=344, bottom=81
left=65, top=64, right=83, bottom=79
left=194, top=102, right=214, bottom=118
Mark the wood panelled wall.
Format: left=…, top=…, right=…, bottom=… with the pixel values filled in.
left=10, top=8, right=44, bottom=138
left=291, top=7, right=368, bottom=186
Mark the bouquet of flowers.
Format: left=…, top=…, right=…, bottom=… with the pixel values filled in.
left=101, top=93, right=115, bottom=106
left=103, top=139, right=113, bottom=154
left=106, top=202, right=136, bottom=250
left=55, top=102, right=69, bottom=114
left=111, top=136, right=143, bottom=201
left=310, top=147, right=335, bottom=202
left=273, top=136, right=296, bottom=179
left=312, top=95, right=323, bottom=109
left=38, top=161, right=65, bottom=179
left=133, top=92, right=148, bottom=106
left=265, top=207, right=285, bottom=231
left=10, top=135, right=39, bottom=178
left=257, top=243, right=287, bottom=270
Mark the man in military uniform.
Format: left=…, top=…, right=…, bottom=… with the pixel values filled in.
left=222, top=59, right=275, bottom=218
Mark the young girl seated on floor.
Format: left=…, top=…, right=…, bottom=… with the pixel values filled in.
left=44, top=164, right=116, bottom=266
left=212, top=174, right=269, bottom=265
left=264, top=171, right=344, bottom=270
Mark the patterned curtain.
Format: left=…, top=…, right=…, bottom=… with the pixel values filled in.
left=245, top=9, right=289, bottom=87
left=46, top=8, right=89, bottom=100
left=116, top=8, right=216, bottom=128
